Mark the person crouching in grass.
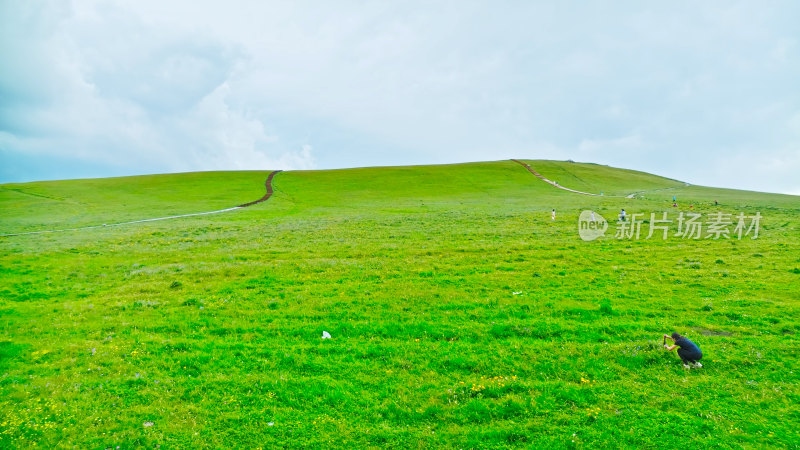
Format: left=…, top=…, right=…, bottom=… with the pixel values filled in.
left=664, top=332, right=703, bottom=369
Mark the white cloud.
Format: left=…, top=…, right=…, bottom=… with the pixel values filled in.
left=173, top=83, right=315, bottom=171
left=1, top=0, right=317, bottom=179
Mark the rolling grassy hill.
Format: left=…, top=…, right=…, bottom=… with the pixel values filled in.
left=0, top=171, right=271, bottom=233
left=1, top=160, right=798, bottom=448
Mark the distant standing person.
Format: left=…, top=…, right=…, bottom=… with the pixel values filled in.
left=664, top=332, right=703, bottom=369
left=552, top=209, right=556, bottom=221
left=620, top=209, right=626, bottom=221
left=673, top=195, right=676, bottom=202
left=714, top=199, right=718, bottom=206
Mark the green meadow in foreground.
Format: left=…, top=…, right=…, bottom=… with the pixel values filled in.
left=1, top=160, right=798, bottom=448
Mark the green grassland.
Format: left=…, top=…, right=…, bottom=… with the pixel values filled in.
left=0, top=171, right=270, bottom=233
left=1, top=160, right=798, bottom=448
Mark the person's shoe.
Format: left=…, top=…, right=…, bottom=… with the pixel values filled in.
left=683, top=364, right=690, bottom=370
left=693, top=362, right=703, bottom=368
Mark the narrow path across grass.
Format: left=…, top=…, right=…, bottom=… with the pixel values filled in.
left=511, top=159, right=690, bottom=199
left=511, top=159, right=601, bottom=196
left=237, top=170, right=281, bottom=207
left=0, top=170, right=282, bottom=238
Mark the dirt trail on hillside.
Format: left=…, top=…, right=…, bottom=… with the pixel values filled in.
left=511, top=159, right=601, bottom=196
left=511, top=160, right=690, bottom=199
left=0, top=170, right=282, bottom=238
left=239, top=170, right=282, bottom=207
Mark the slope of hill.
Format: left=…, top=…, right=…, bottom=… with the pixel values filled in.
left=520, top=159, right=686, bottom=196
left=0, top=171, right=272, bottom=234
left=1, top=160, right=798, bottom=448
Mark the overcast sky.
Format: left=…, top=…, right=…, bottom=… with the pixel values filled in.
left=2, top=1, right=799, bottom=195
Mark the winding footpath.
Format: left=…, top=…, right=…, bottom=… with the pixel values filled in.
left=237, top=170, right=281, bottom=207
left=511, top=159, right=690, bottom=199
left=0, top=170, right=282, bottom=238
left=511, top=159, right=601, bottom=196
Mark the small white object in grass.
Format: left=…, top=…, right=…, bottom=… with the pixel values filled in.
left=143, top=421, right=154, bottom=427
left=268, top=422, right=274, bottom=426
left=321, top=331, right=331, bottom=339
left=513, top=292, right=522, bottom=295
